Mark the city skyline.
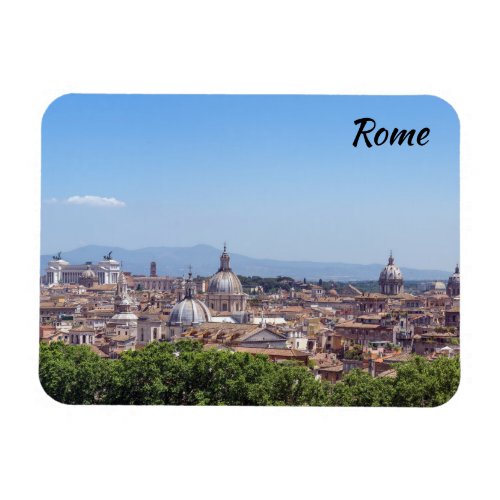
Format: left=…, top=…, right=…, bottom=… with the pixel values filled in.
left=41, top=94, right=459, bottom=269
left=41, top=242, right=459, bottom=279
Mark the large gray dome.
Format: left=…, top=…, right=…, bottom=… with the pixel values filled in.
left=169, top=298, right=212, bottom=326
left=169, top=270, right=212, bottom=326
left=208, top=271, right=243, bottom=294
left=207, top=244, right=244, bottom=294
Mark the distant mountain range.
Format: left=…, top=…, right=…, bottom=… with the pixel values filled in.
left=40, top=244, right=452, bottom=281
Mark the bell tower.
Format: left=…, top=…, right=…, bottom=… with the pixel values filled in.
left=150, top=261, right=157, bottom=277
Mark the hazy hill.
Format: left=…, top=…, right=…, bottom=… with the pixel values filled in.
left=40, top=244, right=451, bottom=281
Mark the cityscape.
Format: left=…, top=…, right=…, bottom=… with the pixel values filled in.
left=39, top=244, right=460, bottom=406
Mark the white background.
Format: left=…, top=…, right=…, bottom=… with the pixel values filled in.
left=0, top=1, right=498, bottom=498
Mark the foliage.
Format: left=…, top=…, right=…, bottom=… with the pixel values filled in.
left=39, top=341, right=460, bottom=407
left=390, top=355, right=460, bottom=407
left=329, top=369, right=395, bottom=406
left=39, top=342, right=114, bottom=404
left=343, top=344, right=364, bottom=360
left=330, top=355, right=460, bottom=407
left=238, top=275, right=295, bottom=293
left=39, top=340, right=331, bottom=406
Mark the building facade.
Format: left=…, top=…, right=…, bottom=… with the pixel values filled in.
left=44, top=252, right=121, bottom=285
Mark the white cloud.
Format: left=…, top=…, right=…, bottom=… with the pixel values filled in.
left=43, top=197, right=58, bottom=204
left=65, top=195, right=126, bottom=208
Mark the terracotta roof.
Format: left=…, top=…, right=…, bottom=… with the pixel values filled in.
left=88, top=284, right=117, bottom=291
left=110, top=334, right=135, bottom=342
left=335, top=321, right=382, bottom=330
left=384, top=352, right=414, bottom=363
left=88, top=344, right=110, bottom=358
left=318, top=365, right=343, bottom=373
left=69, top=324, right=94, bottom=332
left=355, top=293, right=387, bottom=300
left=232, top=347, right=309, bottom=358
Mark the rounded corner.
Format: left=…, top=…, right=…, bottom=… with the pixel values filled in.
left=37, top=365, right=71, bottom=407
left=422, top=94, right=460, bottom=129
left=431, top=367, right=462, bottom=409
left=41, top=93, right=75, bottom=129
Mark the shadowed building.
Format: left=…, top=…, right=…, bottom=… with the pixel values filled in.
left=446, top=264, right=460, bottom=297
left=150, top=261, right=157, bottom=277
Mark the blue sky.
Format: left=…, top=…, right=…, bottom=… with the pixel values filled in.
left=41, top=94, right=459, bottom=270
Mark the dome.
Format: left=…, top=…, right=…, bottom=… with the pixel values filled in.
left=169, top=269, right=212, bottom=326
left=379, top=252, right=404, bottom=295
left=433, top=281, right=446, bottom=290
left=208, top=271, right=243, bottom=294
left=379, top=254, right=403, bottom=281
left=169, top=297, right=212, bottom=326
left=448, top=264, right=460, bottom=283
left=82, top=266, right=96, bottom=278
left=207, top=244, right=244, bottom=294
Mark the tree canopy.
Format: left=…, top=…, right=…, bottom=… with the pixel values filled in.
left=39, top=341, right=460, bottom=407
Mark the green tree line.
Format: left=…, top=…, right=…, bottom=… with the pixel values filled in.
left=39, top=340, right=460, bottom=407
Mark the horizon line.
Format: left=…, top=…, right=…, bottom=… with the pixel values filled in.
left=40, top=243, right=456, bottom=273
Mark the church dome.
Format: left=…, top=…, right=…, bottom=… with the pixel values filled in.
left=82, top=266, right=96, bottom=278
left=169, top=271, right=212, bottom=326
left=169, top=297, right=212, bottom=326
left=379, top=252, right=404, bottom=295
left=448, top=264, right=460, bottom=284
left=433, top=281, right=446, bottom=290
left=208, top=244, right=244, bottom=294
left=208, top=271, right=243, bottom=294
left=446, top=264, right=460, bottom=297
left=379, top=253, right=403, bottom=281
